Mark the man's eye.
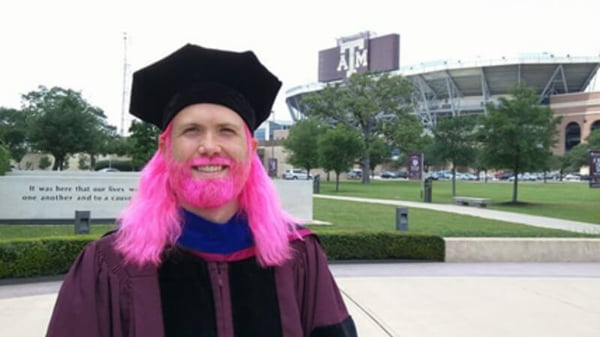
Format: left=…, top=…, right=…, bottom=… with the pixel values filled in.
left=184, top=127, right=199, bottom=133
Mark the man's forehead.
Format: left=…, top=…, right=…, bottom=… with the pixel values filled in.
left=172, top=103, right=247, bottom=126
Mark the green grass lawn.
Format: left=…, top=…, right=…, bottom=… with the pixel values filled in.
left=0, top=224, right=115, bottom=241
left=306, top=178, right=599, bottom=237
left=311, top=198, right=599, bottom=237
left=1, top=179, right=598, bottom=240
left=317, top=179, right=600, bottom=224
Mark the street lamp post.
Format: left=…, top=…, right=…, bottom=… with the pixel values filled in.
left=269, top=110, right=276, bottom=177
left=271, top=111, right=275, bottom=158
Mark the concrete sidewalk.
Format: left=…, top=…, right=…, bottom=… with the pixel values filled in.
left=334, top=262, right=600, bottom=337
left=1, top=262, right=599, bottom=337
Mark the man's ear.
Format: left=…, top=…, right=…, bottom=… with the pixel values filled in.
left=251, top=138, right=258, bottom=152
left=158, top=137, right=166, bottom=156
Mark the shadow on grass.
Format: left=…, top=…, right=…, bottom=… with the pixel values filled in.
left=497, top=201, right=538, bottom=207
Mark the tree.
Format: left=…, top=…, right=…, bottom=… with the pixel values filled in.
left=590, top=128, right=600, bottom=149
left=367, top=138, right=390, bottom=176
left=431, top=115, right=478, bottom=196
left=127, top=120, right=161, bottom=170
left=0, top=107, right=29, bottom=165
left=417, top=136, right=439, bottom=172
left=478, top=84, right=561, bottom=203
left=564, top=144, right=588, bottom=172
left=110, top=135, right=131, bottom=157
left=302, top=72, right=415, bottom=184
left=22, top=86, right=109, bottom=170
left=543, top=154, right=565, bottom=181
left=90, top=115, right=119, bottom=170
left=318, top=125, right=364, bottom=191
left=282, top=118, right=323, bottom=177
left=0, top=143, right=10, bottom=174
left=563, top=129, right=600, bottom=171
left=382, top=114, right=429, bottom=157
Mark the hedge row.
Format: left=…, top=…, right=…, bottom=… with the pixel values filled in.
left=94, top=160, right=135, bottom=172
left=0, top=232, right=444, bottom=279
left=317, top=232, right=444, bottom=261
left=0, top=237, right=93, bottom=279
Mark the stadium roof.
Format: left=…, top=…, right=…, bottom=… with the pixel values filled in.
left=397, top=54, right=600, bottom=102
left=285, top=53, right=600, bottom=123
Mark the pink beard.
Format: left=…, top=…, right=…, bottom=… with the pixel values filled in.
left=166, top=156, right=248, bottom=209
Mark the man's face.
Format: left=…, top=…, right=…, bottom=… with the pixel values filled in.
left=162, top=103, right=256, bottom=210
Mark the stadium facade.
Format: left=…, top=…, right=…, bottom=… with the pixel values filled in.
left=285, top=32, right=600, bottom=155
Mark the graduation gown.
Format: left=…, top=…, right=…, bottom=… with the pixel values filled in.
left=45, top=228, right=357, bottom=337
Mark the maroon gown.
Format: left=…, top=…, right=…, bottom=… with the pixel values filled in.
left=45, top=231, right=357, bottom=337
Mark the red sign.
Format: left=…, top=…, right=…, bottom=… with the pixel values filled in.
left=590, top=150, right=600, bottom=188
left=408, top=154, right=423, bottom=180
left=318, top=33, right=400, bottom=82
left=268, top=158, right=278, bottom=177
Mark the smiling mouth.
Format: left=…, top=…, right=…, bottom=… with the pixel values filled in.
left=192, top=165, right=228, bottom=174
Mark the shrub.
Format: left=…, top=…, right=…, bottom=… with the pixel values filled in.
left=78, top=154, right=90, bottom=170
left=0, top=237, right=93, bottom=279
left=94, top=160, right=135, bottom=172
left=317, top=231, right=444, bottom=261
left=38, top=155, right=52, bottom=170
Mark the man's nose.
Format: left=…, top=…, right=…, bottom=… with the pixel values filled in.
left=198, top=134, right=221, bottom=156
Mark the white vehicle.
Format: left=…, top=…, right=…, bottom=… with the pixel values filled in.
left=347, top=169, right=362, bottom=179
left=564, top=173, right=581, bottom=181
left=96, top=167, right=120, bottom=172
left=282, top=169, right=311, bottom=180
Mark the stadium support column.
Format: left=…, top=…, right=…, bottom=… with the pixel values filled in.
left=411, top=77, right=434, bottom=129
left=481, top=69, right=490, bottom=115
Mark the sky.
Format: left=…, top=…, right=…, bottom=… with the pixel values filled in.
left=2, top=0, right=600, bottom=132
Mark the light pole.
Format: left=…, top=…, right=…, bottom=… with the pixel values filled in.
left=269, top=110, right=276, bottom=177
left=270, top=110, right=275, bottom=159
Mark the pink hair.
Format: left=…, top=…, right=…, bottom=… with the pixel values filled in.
left=115, top=124, right=299, bottom=266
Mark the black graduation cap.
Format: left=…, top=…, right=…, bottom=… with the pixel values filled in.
left=129, top=44, right=282, bottom=131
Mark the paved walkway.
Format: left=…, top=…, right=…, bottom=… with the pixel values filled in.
left=314, top=194, right=600, bottom=234
left=334, top=262, right=600, bottom=337
left=1, top=262, right=599, bottom=337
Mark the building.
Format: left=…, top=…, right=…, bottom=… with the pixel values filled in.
left=285, top=32, right=600, bottom=156
left=254, top=120, right=294, bottom=141
left=550, top=92, right=600, bottom=153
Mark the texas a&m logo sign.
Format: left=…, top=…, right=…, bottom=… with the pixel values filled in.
left=335, top=37, right=369, bottom=78
left=318, top=32, right=400, bottom=82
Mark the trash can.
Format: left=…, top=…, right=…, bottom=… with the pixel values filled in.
left=423, top=177, right=433, bottom=203
left=74, top=210, right=91, bottom=234
left=313, top=174, right=321, bottom=194
left=395, top=207, right=408, bottom=231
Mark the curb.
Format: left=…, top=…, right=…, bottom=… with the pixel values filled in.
left=445, top=238, right=600, bottom=262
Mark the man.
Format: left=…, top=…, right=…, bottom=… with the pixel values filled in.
left=46, top=44, right=357, bottom=337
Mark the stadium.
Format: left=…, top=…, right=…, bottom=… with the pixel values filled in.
left=283, top=32, right=600, bottom=156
